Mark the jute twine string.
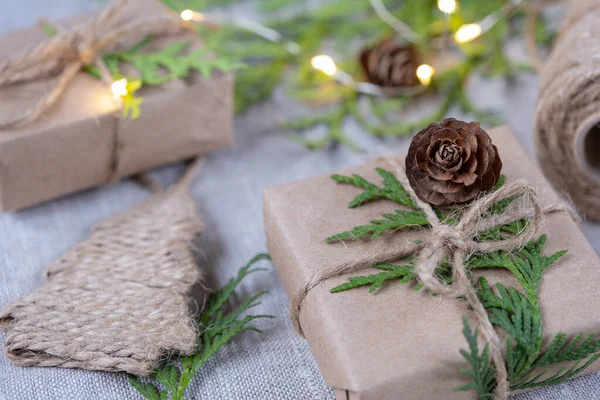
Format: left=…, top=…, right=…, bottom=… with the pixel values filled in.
left=0, top=158, right=205, bottom=375
left=290, top=157, right=576, bottom=400
left=535, top=0, right=600, bottom=221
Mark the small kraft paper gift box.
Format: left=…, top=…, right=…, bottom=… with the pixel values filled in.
left=0, top=0, right=233, bottom=211
left=264, top=125, right=600, bottom=400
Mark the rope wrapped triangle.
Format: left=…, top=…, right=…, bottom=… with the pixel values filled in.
left=0, top=159, right=205, bottom=376
left=289, top=158, right=572, bottom=400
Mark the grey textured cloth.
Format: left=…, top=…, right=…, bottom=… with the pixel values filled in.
left=2, top=1, right=600, bottom=400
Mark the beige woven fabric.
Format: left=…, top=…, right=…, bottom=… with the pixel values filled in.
left=0, top=168, right=203, bottom=376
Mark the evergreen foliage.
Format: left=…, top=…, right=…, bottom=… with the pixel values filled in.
left=163, top=0, right=556, bottom=150
left=129, top=254, right=274, bottom=400
left=455, top=317, right=496, bottom=399
left=326, top=168, right=600, bottom=398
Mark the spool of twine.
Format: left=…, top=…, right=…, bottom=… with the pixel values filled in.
left=535, top=0, right=600, bottom=221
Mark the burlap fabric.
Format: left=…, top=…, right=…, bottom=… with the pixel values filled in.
left=0, top=162, right=204, bottom=376
left=535, top=0, right=600, bottom=221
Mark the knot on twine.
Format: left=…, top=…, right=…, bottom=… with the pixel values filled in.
left=290, top=158, right=578, bottom=400
left=71, top=34, right=97, bottom=65
left=430, top=223, right=471, bottom=252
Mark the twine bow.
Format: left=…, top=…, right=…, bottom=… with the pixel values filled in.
left=290, top=158, right=576, bottom=400
left=0, top=0, right=182, bottom=130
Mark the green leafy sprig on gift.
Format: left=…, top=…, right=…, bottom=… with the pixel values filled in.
left=162, top=0, right=555, bottom=150
left=325, top=168, right=600, bottom=398
left=40, top=19, right=242, bottom=120
left=128, top=253, right=274, bottom=400
left=86, top=36, right=243, bottom=120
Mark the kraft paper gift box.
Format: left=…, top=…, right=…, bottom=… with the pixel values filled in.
left=263, top=125, right=600, bottom=400
left=0, top=0, right=233, bottom=211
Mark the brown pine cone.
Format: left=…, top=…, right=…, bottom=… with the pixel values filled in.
left=359, top=39, right=420, bottom=88
left=405, top=118, right=502, bottom=207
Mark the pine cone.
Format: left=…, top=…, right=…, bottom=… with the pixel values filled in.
left=405, top=118, right=502, bottom=207
left=359, top=39, right=420, bottom=88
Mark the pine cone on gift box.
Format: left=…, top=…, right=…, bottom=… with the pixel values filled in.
left=359, top=39, right=420, bottom=88
left=405, top=118, right=502, bottom=207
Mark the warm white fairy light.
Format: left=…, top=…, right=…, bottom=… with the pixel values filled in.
left=311, top=55, right=337, bottom=76
left=454, top=0, right=522, bottom=44
left=416, top=64, right=435, bottom=86
left=180, top=9, right=425, bottom=96
left=180, top=9, right=204, bottom=22
left=111, top=78, right=128, bottom=99
left=455, top=23, right=482, bottom=43
left=180, top=9, right=194, bottom=21
left=437, top=0, right=457, bottom=14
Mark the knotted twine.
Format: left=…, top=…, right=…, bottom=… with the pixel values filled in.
left=0, top=0, right=184, bottom=181
left=0, top=159, right=206, bottom=376
left=535, top=0, right=600, bottom=221
left=290, top=158, right=575, bottom=400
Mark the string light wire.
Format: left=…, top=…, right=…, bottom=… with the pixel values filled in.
left=367, top=0, right=420, bottom=43
left=179, top=2, right=518, bottom=97
left=180, top=9, right=427, bottom=96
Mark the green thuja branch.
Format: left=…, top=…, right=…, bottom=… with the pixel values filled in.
left=333, top=168, right=421, bottom=209
left=458, top=237, right=600, bottom=397
left=326, top=166, right=599, bottom=398
left=88, top=37, right=244, bottom=85
left=330, top=261, right=418, bottom=293
left=330, top=258, right=456, bottom=293
left=325, top=167, right=429, bottom=242
left=532, top=333, right=600, bottom=369
left=128, top=253, right=274, bottom=400
left=285, top=94, right=363, bottom=151
left=455, top=317, right=496, bottom=399
left=325, top=210, right=429, bottom=242
left=158, top=0, right=539, bottom=149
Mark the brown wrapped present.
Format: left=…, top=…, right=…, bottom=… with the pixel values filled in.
left=264, top=125, right=600, bottom=400
left=0, top=0, right=233, bottom=211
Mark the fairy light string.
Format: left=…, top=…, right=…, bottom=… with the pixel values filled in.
left=179, top=1, right=524, bottom=96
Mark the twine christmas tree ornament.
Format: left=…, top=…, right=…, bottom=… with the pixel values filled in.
left=0, top=160, right=205, bottom=376
left=535, top=0, right=600, bottom=221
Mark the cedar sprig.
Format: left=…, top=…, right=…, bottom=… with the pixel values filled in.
left=160, top=0, right=557, bottom=150
left=329, top=258, right=455, bottom=293
left=532, top=332, right=600, bottom=369
left=87, top=36, right=242, bottom=120
left=459, top=237, right=600, bottom=397
left=326, top=167, right=600, bottom=398
left=454, top=317, right=496, bottom=399
left=128, top=253, right=274, bottom=400
left=326, top=167, right=429, bottom=242
left=332, top=167, right=421, bottom=209
left=41, top=20, right=243, bottom=120
left=325, top=210, right=429, bottom=243
left=330, top=261, right=419, bottom=293
left=88, top=36, right=244, bottom=85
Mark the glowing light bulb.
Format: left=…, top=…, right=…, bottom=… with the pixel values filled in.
left=437, top=0, right=457, bottom=14
left=180, top=9, right=194, bottom=21
left=455, top=23, right=482, bottom=43
left=416, top=64, right=435, bottom=86
left=111, top=78, right=128, bottom=99
left=311, top=55, right=337, bottom=76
